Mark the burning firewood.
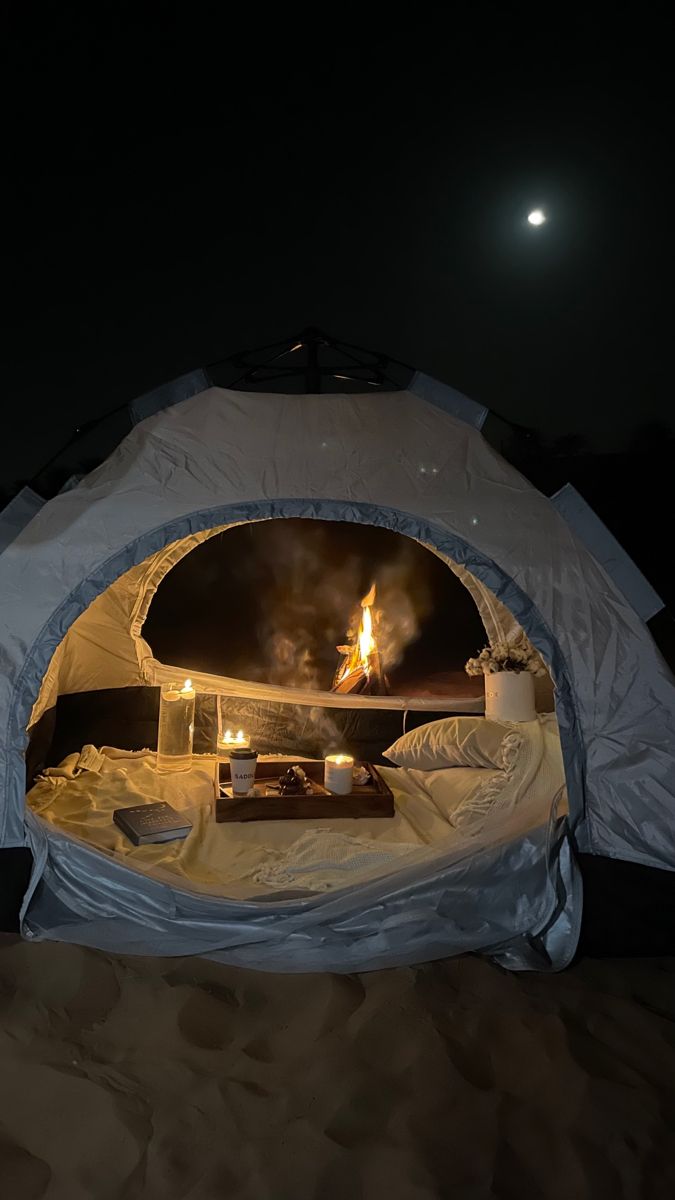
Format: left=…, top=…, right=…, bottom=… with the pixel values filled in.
left=332, top=584, right=389, bottom=695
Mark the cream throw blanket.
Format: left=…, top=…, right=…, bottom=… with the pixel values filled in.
left=252, top=829, right=418, bottom=891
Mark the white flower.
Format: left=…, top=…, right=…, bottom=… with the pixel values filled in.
left=464, top=656, right=484, bottom=676
left=466, top=639, right=549, bottom=678
left=461, top=638, right=547, bottom=676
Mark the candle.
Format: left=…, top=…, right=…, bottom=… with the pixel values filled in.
left=218, top=728, right=251, bottom=757
left=157, top=679, right=195, bottom=773
left=324, top=753, right=354, bottom=795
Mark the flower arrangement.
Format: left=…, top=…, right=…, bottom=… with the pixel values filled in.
left=465, top=641, right=547, bottom=677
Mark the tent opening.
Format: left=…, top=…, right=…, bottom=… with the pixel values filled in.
left=143, top=518, right=487, bottom=701
left=27, top=508, right=556, bottom=776
left=24, top=504, right=565, bottom=919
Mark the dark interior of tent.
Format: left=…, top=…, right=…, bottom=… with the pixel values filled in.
left=26, top=519, right=487, bottom=783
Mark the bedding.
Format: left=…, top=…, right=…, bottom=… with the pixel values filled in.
left=26, top=716, right=565, bottom=896
left=384, top=715, right=520, bottom=770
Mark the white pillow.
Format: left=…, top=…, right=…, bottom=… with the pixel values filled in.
left=384, top=716, right=511, bottom=771
left=423, top=766, right=503, bottom=821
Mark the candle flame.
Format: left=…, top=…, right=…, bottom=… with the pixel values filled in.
left=182, top=678, right=192, bottom=691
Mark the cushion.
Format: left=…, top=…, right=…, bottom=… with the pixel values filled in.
left=422, top=766, right=504, bottom=821
left=383, top=716, right=511, bottom=771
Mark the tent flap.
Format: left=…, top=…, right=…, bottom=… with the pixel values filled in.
left=0, top=486, right=44, bottom=555
left=551, top=483, right=663, bottom=622
left=129, top=368, right=212, bottom=426
left=409, top=371, right=489, bottom=430
left=21, top=802, right=580, bottom=973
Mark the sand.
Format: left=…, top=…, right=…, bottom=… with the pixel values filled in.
left=1, top=940, right=674, bottom=1200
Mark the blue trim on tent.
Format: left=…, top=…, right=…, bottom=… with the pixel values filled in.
left=127, top=368, right=490, bottom=432
left=6, top=499, right=585, bottom=844
left=408, top=371, right=489, bottom=431
left=551, top=482, right=663, bottom=622
left=128, top=368, right=212, bottom=426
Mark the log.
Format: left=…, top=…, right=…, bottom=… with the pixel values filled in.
left=332, top=661, right=390, bottom=696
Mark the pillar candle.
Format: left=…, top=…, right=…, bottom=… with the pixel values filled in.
left=156, top=678, right=195, bottom=773
left=324, top=754, right=354, bottom=795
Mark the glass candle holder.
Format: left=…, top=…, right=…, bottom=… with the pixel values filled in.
left=156, top=679, right=195, bottom=773
left=217, top=728, right=251, bottom=759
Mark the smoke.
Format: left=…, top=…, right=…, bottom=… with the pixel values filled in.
left=255, top=522, right=363, bottom=691
left=227, top=521, right=435, bottom=701
left=292, top=705, right=343, bottom=757
left=216, top=523, right=439, bottom=754
left=341, top=541, right=434, bottom=674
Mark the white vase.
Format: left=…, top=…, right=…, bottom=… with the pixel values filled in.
left=484, top=670, right=536, bottom=722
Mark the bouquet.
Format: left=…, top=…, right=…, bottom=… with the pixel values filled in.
left=465, top=640, right=547, bottom=677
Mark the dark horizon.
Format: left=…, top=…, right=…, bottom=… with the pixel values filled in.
left=3, top=10, right=672, bottom=495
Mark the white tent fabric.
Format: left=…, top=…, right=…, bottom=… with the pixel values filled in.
left=129, top=367, right=212, bottom=426
left=551, top=482, right=664, bottom=621
left=0, top=485, right=44, bottom=554
left=1, top=383, right=674, bottom=971
left=408, top=370, right=489, bottom=429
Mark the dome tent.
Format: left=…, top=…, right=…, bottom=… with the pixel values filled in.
left=1, top=344, right=674, bottom=971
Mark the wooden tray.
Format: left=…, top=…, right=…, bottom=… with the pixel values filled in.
left=215, top=760, right=395, bottom=822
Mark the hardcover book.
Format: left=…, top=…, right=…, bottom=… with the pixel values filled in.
left=113, top=802, right=192, bottom=846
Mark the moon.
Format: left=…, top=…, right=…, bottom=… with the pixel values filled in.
left=527, top=209, right=546, bottom=226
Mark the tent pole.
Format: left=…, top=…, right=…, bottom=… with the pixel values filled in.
left=303, top=326, right=322, bottom=393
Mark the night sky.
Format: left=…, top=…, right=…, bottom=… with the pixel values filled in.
left=3, top=9, right=671, bottom=494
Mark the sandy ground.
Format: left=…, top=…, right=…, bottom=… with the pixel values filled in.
left=1, top=941, right=674, bottom=1200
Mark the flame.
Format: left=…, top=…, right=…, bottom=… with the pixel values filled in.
left=333, top=583, right=380, bottom=689
left=358, top=601, right=375, bottom=669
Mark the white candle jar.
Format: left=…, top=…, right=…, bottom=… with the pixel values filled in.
left=324, top=754, right=354, bottom=795
left=156, top=680, right=195, bottom=773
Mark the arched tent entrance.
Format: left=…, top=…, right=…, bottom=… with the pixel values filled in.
left=29, top=503, right=559, bottom=735
left=1, top=374, right=674, bottom=971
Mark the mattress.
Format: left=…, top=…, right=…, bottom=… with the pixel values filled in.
left=26, top=749, right=504, bottom=898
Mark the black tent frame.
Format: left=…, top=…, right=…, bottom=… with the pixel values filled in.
left=209, top=326, right=413, bottom=393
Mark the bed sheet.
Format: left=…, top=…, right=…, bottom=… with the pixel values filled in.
left=26, top=749, right=502, bottom=898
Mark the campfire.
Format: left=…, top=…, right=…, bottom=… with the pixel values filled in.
left=332, top=583, right=389, bottom=695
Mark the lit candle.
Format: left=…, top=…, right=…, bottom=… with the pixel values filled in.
left=157, top=678, right=195, bottom=773
left=218, top=728, right=251, bottom=757
left=324, top=753, right=354, bottom=795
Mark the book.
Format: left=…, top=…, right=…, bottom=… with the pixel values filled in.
left=113, top=802, right=192, bottom=846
